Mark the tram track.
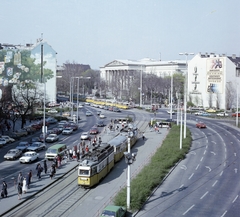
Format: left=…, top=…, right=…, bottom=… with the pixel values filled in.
left=3, top=112, right=149, bottom=217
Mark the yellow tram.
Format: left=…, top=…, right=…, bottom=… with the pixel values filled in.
left=78, top=129, right=138, bottom=188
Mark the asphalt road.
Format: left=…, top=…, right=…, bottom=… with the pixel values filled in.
left=135, top=112, right=240, bottom=217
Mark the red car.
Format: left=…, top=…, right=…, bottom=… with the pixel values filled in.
left=89, top=126, right=99, bottom=134
left=196, top=122, right=206, bottom=128
left=232, top=113, right=240, bottom=117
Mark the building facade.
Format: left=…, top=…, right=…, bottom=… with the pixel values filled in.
left=188, top=53, right=240, bottom=110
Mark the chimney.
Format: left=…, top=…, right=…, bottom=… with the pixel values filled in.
left=232, top=54, right=236, bottom=59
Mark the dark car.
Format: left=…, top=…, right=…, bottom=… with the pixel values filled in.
left=16, top=141, right=30, bottom=152
left=113, top=107, right=121, bottom=112
left=100, top=205, right=126, bottom=217
left=27, top=142, right=46, bottom=152
left=70, top=123, right=78, bottom=131
left=97, top=120, right=105, bottom=127
left=89, top=126, right=99, bottom=134
left=52, top=127, right=62, bottom=135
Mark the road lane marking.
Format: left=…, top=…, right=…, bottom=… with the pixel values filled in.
left=234, top=168, right=238, bottom=173
left=189, top=173, right=194, bottom=179
left=183, top=205, right=195, bottom=215
left=200, top=191, right=208, bottom=199
left=232, top=195, right=238, bottom=203
left=200, top=157, right=203, bottom=161
left=181, top=165, right=187, bottom=170
left=205, top=166, right=211, bottom=172
left=212, top=180, right=218, bottom=187
left=210, top=151, right=216, bottom=155
left=195, top=164, right=199, bottom=170
left=220, top=211, right=227, bottom=217
left=220, top=171, right=223, bottom=176
left=203, top=150, right=206, bottom=155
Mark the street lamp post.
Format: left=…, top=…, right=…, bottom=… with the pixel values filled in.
left=236, top=83, right=239, bottom=127
left=140, top=65, right=143, bottom=108
left=179, top=52, right=194, bottom=138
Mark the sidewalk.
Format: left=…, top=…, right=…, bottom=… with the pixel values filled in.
left=0, top=129, right=119, bottom=216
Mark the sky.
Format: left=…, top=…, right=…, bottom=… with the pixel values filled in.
left=1, top=0, right=240, bottom=70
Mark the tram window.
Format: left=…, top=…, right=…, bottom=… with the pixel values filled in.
left=80, top=169, right=89, bottom=175
left=92, top=166, right=97, bottom=175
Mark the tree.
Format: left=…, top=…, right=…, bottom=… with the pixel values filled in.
left=12, top=82, right=44, bottom=129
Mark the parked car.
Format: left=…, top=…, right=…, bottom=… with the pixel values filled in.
left=15, top=129, right=28, bottom=137
left=113, top=107, right=121, bottom=112
left=30, top=123, right=42, bottom=130
left=84, top=102, right=90, bottom=105
left=62, top=127, right=73, bottom=135
left=19, top=151, right=39, bottom=163
left=89, top=126, right=99, bottom=134
left=100, top=205, right=126, bottom=217
left=0, top=138, right=7, bottom=147
left=5, top=132, right=21, bottom=140
left=200, top=112, right=211, bottom=116
left=97, top=120, right=105, bottom=127
left=48, top=109, right=58, bottom=114
left=194, top=111, right=205, bottom=116
left=45, top=134, right=59, bottom=143
left=232, top=113, right=240, bottom=117
left=27, top=142, right=46, bottom=152
left=216, top=112, right=229, bottom=117
left=4, top=149, right=22, bottom=160
left=196, top=122, right=207, bottom=128
left=86, top=111, right=93, bottom=116
left=16, top=141, right=30, bottom=152
left=24, top=126, right=37, bottom=135
left=1, top=135, right=15, bottom=143
left=81, top=132, right=90, bottom=140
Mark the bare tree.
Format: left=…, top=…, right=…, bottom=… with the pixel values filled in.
left=225, top=82, right=235, bottom=110
left=12, top=82, right=44, bottom=129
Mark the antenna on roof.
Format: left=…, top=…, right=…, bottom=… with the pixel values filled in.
left=159, top=52, right=161, bottom=61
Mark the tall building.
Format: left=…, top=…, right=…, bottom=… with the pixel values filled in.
left=0, top=41, right=57, bottom=102
left=188, top=53, right=240, bottom=110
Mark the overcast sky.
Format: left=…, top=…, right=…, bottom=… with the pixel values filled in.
left=1, top=0, right=240, bottom=69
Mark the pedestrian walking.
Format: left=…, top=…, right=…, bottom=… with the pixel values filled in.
left=44, top=159, right=48, bottom=174
left=76, top=149, right=80, bottom=161
left=142, top=132, right=145, bottom=140
left=22, top=178, right=28, bottom=193
left=49, top=164, right=56, bottom=179
left=36, top=163, right=43, bottom=180
left=57, top=155, right=61, bottom=167
left=17, top=172, right=23, bottom=186
left=69, top=149, right=73, bottom=160
left=1, top=181, right=8, bottom=198
left=17, top=182, right=22, bottom=200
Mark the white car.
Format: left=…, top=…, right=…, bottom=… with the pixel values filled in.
left=99, top=113, right=105, bottom=119
left=0, top=138, right=7, bottom=147
left=86, top=111, right=93, bottom=116
left=1, top=136, right=15, bottom=143
left=27, top=142, right=46, bottom=152
left=48, top=109, right=58, bottom=113
left=81, top=132, right=90, bottom=140
left=85, top=102, right=90, bottom=105
left=19, top=151, right=39, bottom=163
left=167, top=110, right=175, bottom=115
left=62, top=127, right=73, bottom=135
left=45, top=134, right=59, bottom=143
left=216, top=112, right=229, bottom=117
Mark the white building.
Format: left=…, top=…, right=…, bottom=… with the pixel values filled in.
left=100, top=58, right=187, bottom=99
left=188, top=53, right=240, bottom=110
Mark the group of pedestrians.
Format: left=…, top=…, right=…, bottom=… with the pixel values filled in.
left=16, top=171, right=32, bottom=200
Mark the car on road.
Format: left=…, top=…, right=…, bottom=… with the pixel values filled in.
left=46, top=117, right=58, bottom=124
left=16, top=141, right=30, bottom=152
left=29, top=137, right=42, bottom=144
left=216, top=112, right=229, bottom=117
left=113, top=107, right=121, bottom=112
left=62, top=127, right=73, bottom=135
left=4, top=149, right=22, bottom=160
left=0, top=138, right=7, bottom=147
left=27, top=142, right=46, bottom=152
left=100, top=205, right=126, bottom=217
left=194, top=111, right=205, bottom=116
left=86, top=111, right=93, bottom=116
left=1, top=135, right=15, bottom=143
left=62, top=112, right=70, bottom=117
left=19, top=151, right=39, bottom=163
left=196, top=122, right=207, bottom=128
left=69, top=123, right=78, bottom=131
left=89, top=126, right=99, bottom=134
left=48, top=109, right=58, bottom=114
left=52, top=127, right=62, bottom=135
left=97, top=120, right=105, bottom=127
left=199, top=112, right=211, bottom=116
left=97, top=111, right=101, bottom=115
left=45, top=134, right=59, bottom=143
left=232, top=112, right=240, bottom=117
left=81, top=132, right=90, bottom=140
left=99, top=113, right=105, bottom=119
left=15, top=129, right=28, bottom=137
left=84, top=102, right=90, bottom=105
left=5, top=132, right=21, bottom=140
